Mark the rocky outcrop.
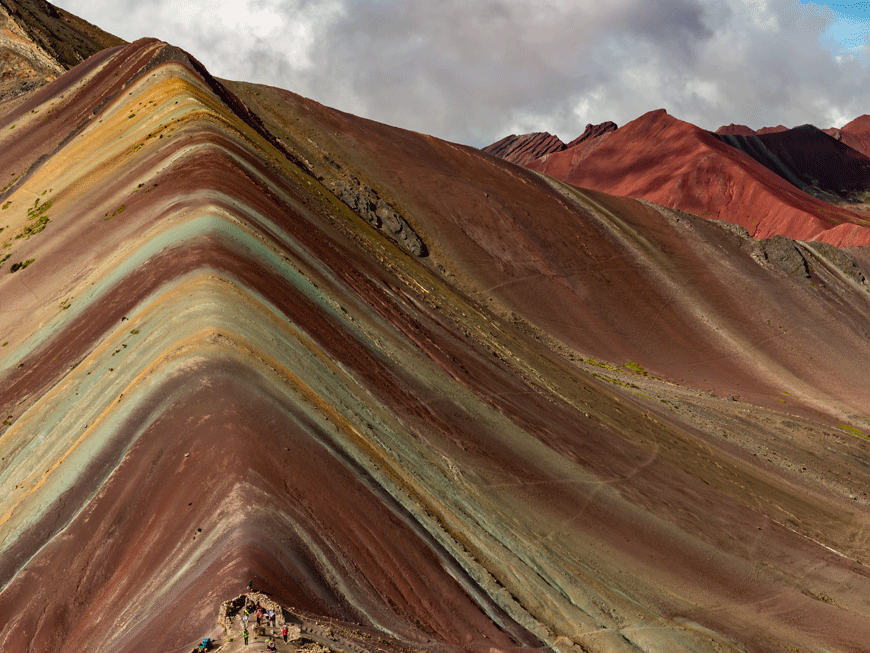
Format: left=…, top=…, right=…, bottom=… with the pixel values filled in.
left=760, top=235, right=811, bottom=278
left=481, top=131, right=566, bottom=166
left=806, top=240, right=868, bottom=288
left=566, top=121, right=617, bottom=148
left=328, top=172, right=426, bottom=257
left=0, top=1, right=62, bottom=102
left=483, top=123, right=617, bottom=168
left=0, top=0, right=124, bottom=103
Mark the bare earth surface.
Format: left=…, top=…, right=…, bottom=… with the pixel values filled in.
left=3, top=35, right=870, bottom=653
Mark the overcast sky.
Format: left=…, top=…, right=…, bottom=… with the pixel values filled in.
left=56, top=0, right=870, bottom=146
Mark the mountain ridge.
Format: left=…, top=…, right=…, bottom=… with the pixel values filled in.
left=3, top=7, right=870, bottom=653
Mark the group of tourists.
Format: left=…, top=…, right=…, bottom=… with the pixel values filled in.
left=239, top=590, right=291, bottom=647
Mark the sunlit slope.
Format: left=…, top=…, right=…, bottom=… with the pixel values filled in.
left=2, top=39, right=870, bottom=653
left=234, top=83, right=870, bottom=422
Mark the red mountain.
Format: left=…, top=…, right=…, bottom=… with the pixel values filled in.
left=715, top=123, right=789, bottom=136
left=714, top=123, right=757, bottom=136
left=524, top=109, right=870, bottom=246
left=836, top=114, right=870, bottom=159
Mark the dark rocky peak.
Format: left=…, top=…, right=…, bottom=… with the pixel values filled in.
left=566, top=121, right=617, bottom=148
left=481, top=131, right=566, bottom=166
left=713, top=123, right=870, bottom=202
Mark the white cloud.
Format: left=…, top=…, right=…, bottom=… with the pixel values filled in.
left=744, top=0, right=779, bottom=30
left=54, top=0, right=870, bottom=145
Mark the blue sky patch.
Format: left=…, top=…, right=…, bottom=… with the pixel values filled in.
left=813, top=1, right=870, bottom=51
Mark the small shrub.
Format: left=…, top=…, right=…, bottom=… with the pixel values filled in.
left=16, top=215, right=49, bottom=238
left=104, top=205, right=126, bottom=221
left=9, top=259, right=35, bottom=272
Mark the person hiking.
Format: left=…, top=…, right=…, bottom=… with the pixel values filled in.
left=282, top=625, right=288, bottom=643
left=266, top=639, right=277, bottom=652
left=243, top=627, right=249, bottom=645
left=268, top=609, right=275, bottom=626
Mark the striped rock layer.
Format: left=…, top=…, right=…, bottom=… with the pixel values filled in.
left=2, top=39, right=870, bottom=653
left=480, top=131, right=566, bottom=166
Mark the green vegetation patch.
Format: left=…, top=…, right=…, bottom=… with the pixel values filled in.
left=17, top=215, right=49, bottom=239
left=104, top=205, right=125, bottom=221
left=9, top=259, right=35, bottom=273
left=840, top=424, right=865, bottom=437
left=27, top=197, right=51, bottom=220
left=624, top=360, right=649, bottom=376
left=14, top=197, right=52, bottom=239
left=592, top=372, right=639, bottom=389
left=583, top=358, right=621, bottom=372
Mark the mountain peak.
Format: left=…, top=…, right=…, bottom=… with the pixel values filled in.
left=715, top=123, right=756, bottom=136
left=566, top=120, right=618, bottom=148
left=480, top=131, right=566, bottom=165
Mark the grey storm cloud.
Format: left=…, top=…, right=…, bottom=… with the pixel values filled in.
left=57, top=0, right=870, bottom=146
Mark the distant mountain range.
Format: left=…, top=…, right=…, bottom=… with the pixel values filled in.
left=484, top=110, right=870, bottom=247
left=4, top=2, right=870, bottom=653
